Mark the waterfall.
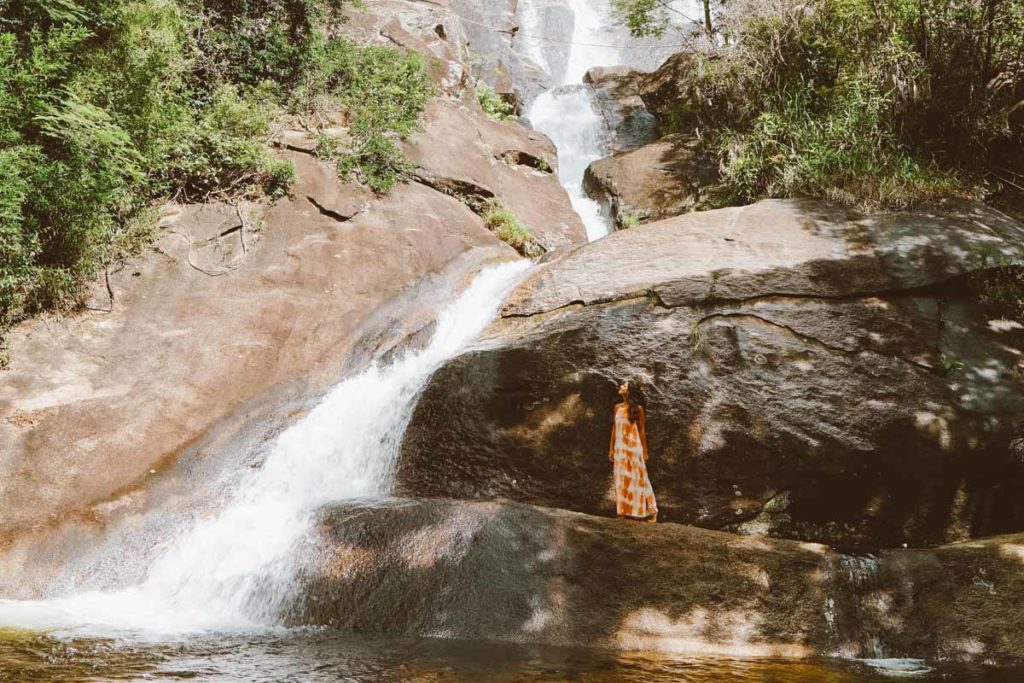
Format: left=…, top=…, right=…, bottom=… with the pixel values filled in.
left=0, top=260, right=531, bottom=638
left=518, top=0, right=703, bottom=242
left=521, top=0, right=619, bottom=242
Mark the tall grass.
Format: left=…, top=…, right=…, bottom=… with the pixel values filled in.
left=628, top=0, right=1024, bottom=210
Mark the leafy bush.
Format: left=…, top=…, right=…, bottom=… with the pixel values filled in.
left=0, top=0, right=432, bottom=344
left=622, top=0, right=1024, bottom=210
left=482, top=201, right=544, bottom=258
left=300, top=39, right=434, bottom=193
left=476, top=83, right=516, bottom=122
left=617, top=212, right=642, bottom=229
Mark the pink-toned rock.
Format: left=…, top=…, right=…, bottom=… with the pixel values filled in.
left=404, top=98, right=588, bottom=252
left=583, top=133, right=719, bottom=225
left=0, top=148, right=515, bottom=557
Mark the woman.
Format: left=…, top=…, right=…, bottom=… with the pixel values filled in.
left=609, top=379, right=658, bottom=522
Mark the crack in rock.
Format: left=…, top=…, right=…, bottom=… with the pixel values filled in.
left=694, top=311, right=939, bottom=375
left=307, top=196, right=358, bottom=223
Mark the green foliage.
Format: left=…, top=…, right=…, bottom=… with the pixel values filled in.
left=612, top=0, right=670, bottom=38
left=0, top=0, right=432, bottom=337
left=476, top=83, right=516, bottom=122
left=942, top=357, right=966, bottom=372
left=314, top=133, right=341, bottom=160
left=301, top=39, right=433, bottom=193
left=632, top=0, right=1024, bottom=210
left=482, top=200, right=544, bottom=258
left=617, top=211, right=642, bottom=229
left=158, top=83, right=286, bottom=201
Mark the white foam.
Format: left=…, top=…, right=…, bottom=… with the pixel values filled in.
left=0, top=260, right=531, bottom=639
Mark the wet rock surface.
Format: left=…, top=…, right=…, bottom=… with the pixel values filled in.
left=296, top=498, right=1024, bottom=663
left=295, top=497, right=832, bottom=656
left=0, top=0, right=595, bottom=561
left=0, top=156, right=513, bottom=562
left=398, top=199, right=1024, bottom=548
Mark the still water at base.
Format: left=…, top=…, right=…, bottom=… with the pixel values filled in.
left=2, top=631, right=1021, bottom=682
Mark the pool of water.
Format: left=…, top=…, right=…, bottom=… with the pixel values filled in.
left=2, top=630, right=1021, bottom=682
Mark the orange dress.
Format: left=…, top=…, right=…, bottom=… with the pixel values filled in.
left=611, top=403, right=658, bottom=519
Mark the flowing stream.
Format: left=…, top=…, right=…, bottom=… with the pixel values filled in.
left=520, top=0, right=619, bottom=242
left=0, top=261, right=530, bottom=638
left=518, top=0, right=703, bottom=242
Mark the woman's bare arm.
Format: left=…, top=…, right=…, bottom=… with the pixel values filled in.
left=638, top=406, right=650, bottom=461
left=609, top=408, right=617, bottom=461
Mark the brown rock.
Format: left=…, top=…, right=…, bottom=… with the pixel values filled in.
left=0, top=149, right=516, bottom=560
left=404, top=98, right=588, bottom=252
left=501, top=199, right=1024, bottom=316
left=638, top=51, right=705, bottom=133
left=583, top=133, right=720, bottom=225
left=583, top=66, right=658, bottom=153
left=340, top=1, right=470, bottom=96
left=397, top=199, right=1024, bottom=547
left=293, top=498, right=833, bottom=657
left=293, top=498, right=1024, bottom=663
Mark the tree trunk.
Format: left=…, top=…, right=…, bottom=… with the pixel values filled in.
left=703, top=0, right=713, bottom=35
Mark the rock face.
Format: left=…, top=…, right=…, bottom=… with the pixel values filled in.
left=582, top=55, right=724, bottom=225
left=292, top=498, right=832, bottom=657
left=638, top=51, right=703, bottom=133
left=0, top=154, right=512, bottom=566
left=293, top=498, right=1024, bottom=663
left=398, top=199, right=1024, bottom=548
left=0, top=0, right=587, bottom=567
left=583, top=132, right=719, bottom=225
left=404, top=98, right=587, bottom=252
left=583, top=66, right=658, bottom=154
left=451, top=0, right=544, bottom=105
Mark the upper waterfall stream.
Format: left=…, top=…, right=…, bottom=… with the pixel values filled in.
left=518, top=0, right=702, bottom=242
left=0, top=261, right=530, bottom=638
left=521, top=0, right=619, bottom=242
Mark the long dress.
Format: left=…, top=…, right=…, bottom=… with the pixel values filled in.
left=611, top=403, right=658, bottom=519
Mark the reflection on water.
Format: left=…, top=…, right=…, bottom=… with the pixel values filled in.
left=2, top=630, right=1021, bottom=683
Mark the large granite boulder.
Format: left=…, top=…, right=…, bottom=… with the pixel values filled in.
left=398, top=199, right=1024, bottom=548
left=583, top=66, right=658, bottom=153
left=583, top=132, right=719, bottom=225
left=0, top=146, right=517, bottom=567
left=292, top=498, right=1024, bottom=663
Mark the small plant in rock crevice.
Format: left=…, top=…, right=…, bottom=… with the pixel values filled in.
left=689, top=319, right=711, bottom=357
left=617, top=212, right=642, bottom=229
left=476, top=83, right=517, bottom=122
left=482, top=200, right=544, bottom=258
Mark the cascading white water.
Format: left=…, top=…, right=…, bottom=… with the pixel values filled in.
left=519, top=1, right=703, bottom=242
left=523, top=0, right=620, bottom=242
left=0, top=260, right=530, bottom=638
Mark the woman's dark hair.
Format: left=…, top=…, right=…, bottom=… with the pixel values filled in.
left=624, top=378, right=646, bottom=424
